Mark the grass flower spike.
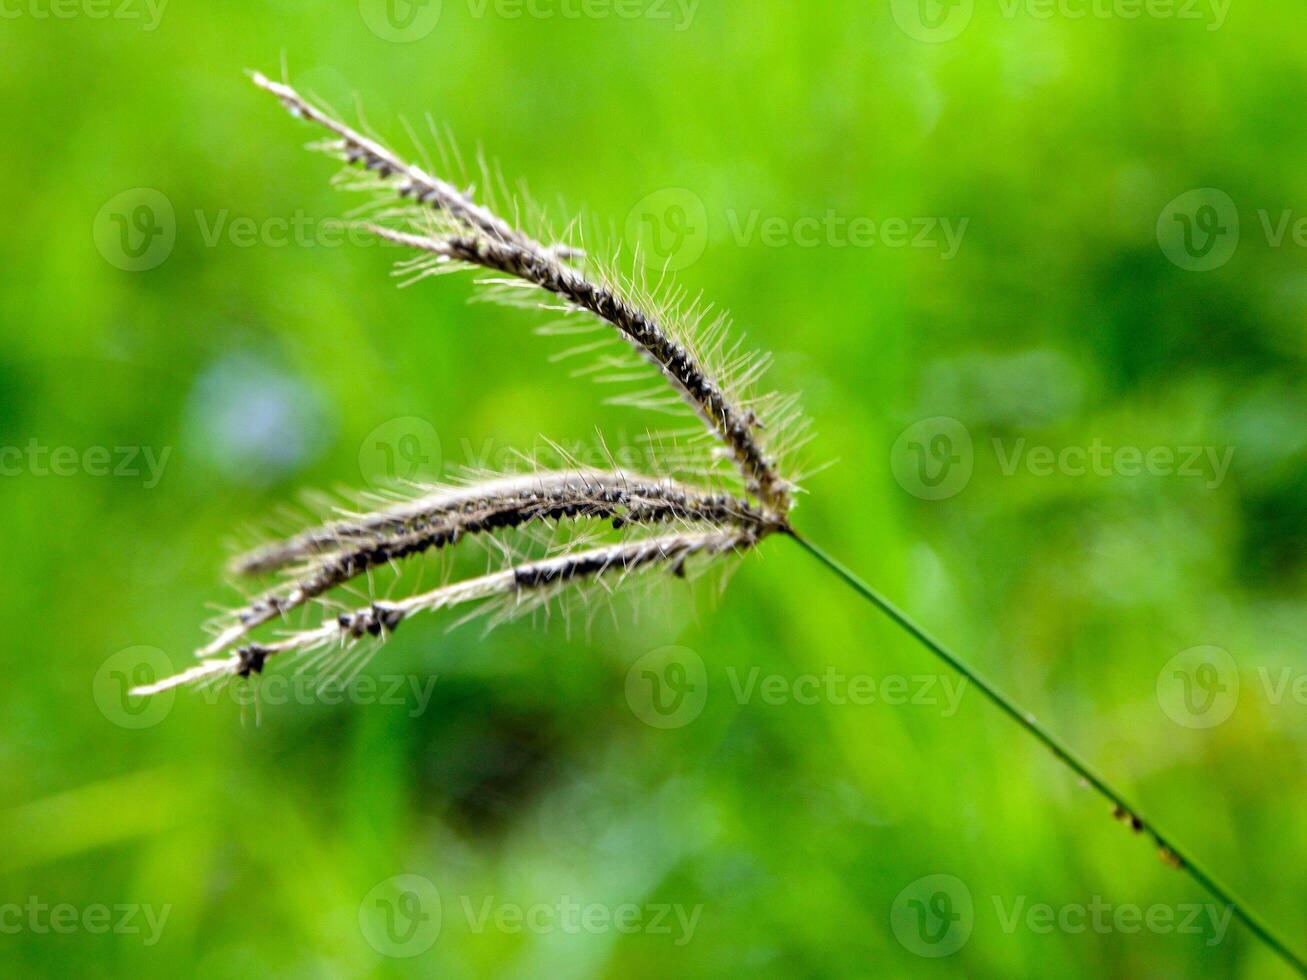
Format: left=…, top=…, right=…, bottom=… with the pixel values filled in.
left=141, top=71, right=805, bottom=693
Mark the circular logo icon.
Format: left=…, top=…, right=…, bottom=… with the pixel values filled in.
left=1157, top=645, right=1239, bottom=729
left=358, top=416, right=442, bottom=488
left=93, top=188, right=176, bottom=272
left=93, top=646, right=175, bottom=729
left=359, top=0, right=442, bottom=42
left=891, top=0, right=974, bottom=43
left=891, top=417, right=974, bottom=500
left=625, top=645, right=708, bottom=730
left=625, top=188, right=709, bottom=272
left=891, top=874, right=974, bottom=957
left=1157, top=188, right=1240, bottom=272
left=359, top=874, right=442, bottom=957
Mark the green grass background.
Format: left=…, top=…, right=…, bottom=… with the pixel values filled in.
left=2, top=1, right=1305, bottom=976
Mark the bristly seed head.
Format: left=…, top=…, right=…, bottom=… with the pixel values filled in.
left=135, top=73, right=810, bottom=698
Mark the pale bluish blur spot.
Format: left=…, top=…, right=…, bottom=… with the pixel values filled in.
left=183, top=352, right=332, bottom=486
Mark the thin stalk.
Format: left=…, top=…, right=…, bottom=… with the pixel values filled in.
left=790, top=530, right=1307, bottom=977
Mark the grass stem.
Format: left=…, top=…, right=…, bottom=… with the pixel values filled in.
left=790, top=529, right=1306, bottom=976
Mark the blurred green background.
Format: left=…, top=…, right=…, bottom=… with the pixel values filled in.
left=2, top=1, right=1305, bottom=976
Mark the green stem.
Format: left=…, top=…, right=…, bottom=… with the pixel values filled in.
left=789, top=530, right=1306, bottom=977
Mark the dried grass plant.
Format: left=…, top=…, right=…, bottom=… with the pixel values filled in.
left=132, top=71, right=1305, bottom=974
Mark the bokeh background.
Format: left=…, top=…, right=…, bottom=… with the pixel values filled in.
left=2, top=1, right=1305, bottom=976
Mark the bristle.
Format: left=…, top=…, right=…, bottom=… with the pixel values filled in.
left=147, top=530, right=753, bottom=692
left=202, top=470, right=776, bottom=658
left=365, top=225, right=795, bottom=514
left=250, top=72, right=575, bottom=260
left=230, top=469, right=772, bottom=577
